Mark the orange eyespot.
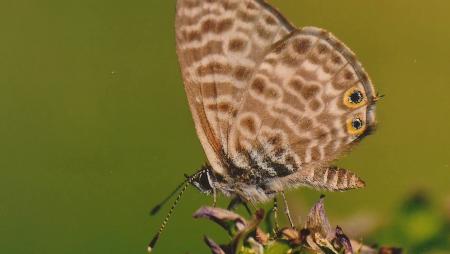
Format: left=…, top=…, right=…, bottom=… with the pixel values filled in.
left=346, top=116, right=366, bottom=136
left=343, top=87, right=367, bottom=109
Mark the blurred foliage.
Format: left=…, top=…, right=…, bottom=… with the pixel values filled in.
left=369, top=192, right=450, bottom=254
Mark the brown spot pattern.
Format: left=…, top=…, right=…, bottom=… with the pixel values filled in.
left=233, top=66, right=252, bottom=81
left=201, top=18, right=234, bottom=34
left=281, top=53, right=299, bottom=66
left=289, top=78, right=304, bottom=93
left=197, top=62, right=232, bottom=76
left=314, top=128, right=329, bottom=143
left=301, top=85, right=320, bottom=100
left=293, top=39, right=312, bottom=54
left=237, top=10, right=256, bottom=22
left=317, top=43, right=329, bottom=54
left=309, top=99, right=322, bottom=111
left=299, top=117, right=313, bottom=130
left=228, top=38, right=247, bottom=52
left=268, top=135, right=282, bottom=146
left=183, top=30, right=202, bottom=42
left=241, top=116, right=257, bottom=134
left=344, top=70, right=354, bottom=81
left=309, top=54, right=320, bottom=64
left=265, top=15, right=277, bottom=25
left=251, top=78, right=266, bottom=94
left=256, top=25, right=272, bottom=39
left=217, top=102, right=231, bottom=112
left=332, top=53, right=343, bottom=64
left=200, top=82, right=218, bottom=98
left=220, top=1, right=239, bottom=11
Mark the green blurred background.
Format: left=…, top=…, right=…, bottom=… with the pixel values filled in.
left=0, top=0, right=449, bottom=253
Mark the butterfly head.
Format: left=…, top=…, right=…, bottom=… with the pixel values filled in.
left=190, top=166, right=216, bottom=195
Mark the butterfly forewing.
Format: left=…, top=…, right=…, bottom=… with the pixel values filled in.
left=175, top=0, right=295, bottom=175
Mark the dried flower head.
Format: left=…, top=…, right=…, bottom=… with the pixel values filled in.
left=193, top=196, right=402, bottom=254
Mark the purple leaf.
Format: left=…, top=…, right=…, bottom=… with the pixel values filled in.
left=193, top=206, right=247, bottom=231
left=204, top=236, right=226, bottom=254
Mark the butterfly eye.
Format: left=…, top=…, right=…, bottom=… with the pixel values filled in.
left=343, top=87, right=366, bottom=108
left=347, top=117, right=366, bottom=135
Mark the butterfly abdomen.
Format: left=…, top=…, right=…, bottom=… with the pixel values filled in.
left=308, top=166, right=365, bottom=191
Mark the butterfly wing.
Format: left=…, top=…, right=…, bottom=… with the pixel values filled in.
left=175, top=0, right=295, bottom=174
left=228, top=27, right=376, bottom=191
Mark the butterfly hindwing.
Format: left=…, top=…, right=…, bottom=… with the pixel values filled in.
left=228, top=27, right=376, bottom=191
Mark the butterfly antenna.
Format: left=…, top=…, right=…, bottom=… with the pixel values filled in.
left=150, top=176, right=189, bottom=215
left=147, top=171, right=203, bottom=252
left=373, top=93, right=385, bottom=103
left=148, top=180, right=190, bottom=252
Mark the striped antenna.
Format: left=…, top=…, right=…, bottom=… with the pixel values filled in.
left=147, top=170, right=203, bottom=252
left=150, top=176, right=189, bottom=215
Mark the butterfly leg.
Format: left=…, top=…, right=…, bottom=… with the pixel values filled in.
left=243, top=202, right=253, bottom=216
left=227, top=196, right=252, bottom=216
left=272, top=197, right=280, bottom=233
left=281, top=191, right=295, bottom=228
left=212, top=187, right=217, bottom=207
left=226, top=196, right=240, bottom=211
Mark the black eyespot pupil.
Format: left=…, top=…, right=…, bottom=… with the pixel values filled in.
left=349, top=91, right=363, bottom=104
left=352, top=118, right=363, bottom=130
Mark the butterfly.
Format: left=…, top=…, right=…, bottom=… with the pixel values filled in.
left=149, top=0, right=377, bottom=251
